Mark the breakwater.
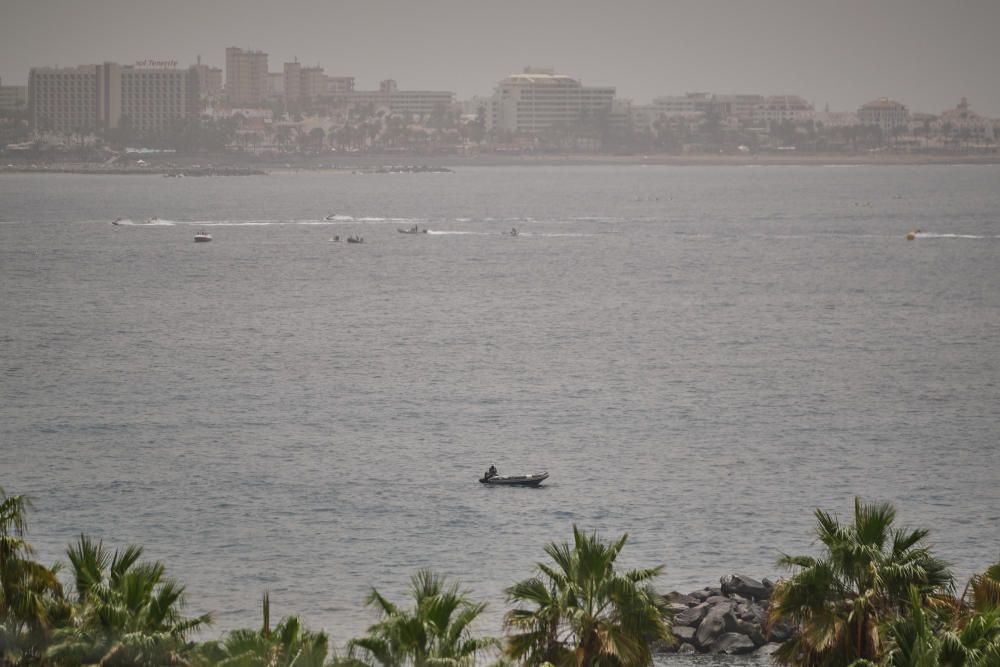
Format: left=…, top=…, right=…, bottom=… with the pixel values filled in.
left=659, top=575, right=793, bottom=657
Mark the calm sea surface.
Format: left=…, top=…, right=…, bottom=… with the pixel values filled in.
left=1, top=165, right=998, bottom=654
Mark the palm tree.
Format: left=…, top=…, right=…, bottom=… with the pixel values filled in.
left=770, top=498, right=953, bottom=667
left=0, top=487, right=65, bottom=664
left=345, top=569, right=496, bottom=667
left=504, top=525, right=673, bottom=667
left=964, top=559, right=1000, bottom=613
left=195, top=592, right=332, bottom=667
left=45, top=535, right=210, bottom=666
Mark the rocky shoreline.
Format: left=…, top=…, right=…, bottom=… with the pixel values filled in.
left=659, top=574, right=793, bottom=658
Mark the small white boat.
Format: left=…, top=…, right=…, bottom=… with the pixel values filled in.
left=480, top=471, right=548, bottom=487
left=194, top=231, right=212, bottom=242
left=397, top=226, right=427, bottom=234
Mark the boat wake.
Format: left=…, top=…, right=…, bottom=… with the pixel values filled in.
left=910, top=232, right=996, bottom=240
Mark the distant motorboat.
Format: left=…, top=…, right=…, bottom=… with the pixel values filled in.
left=508, top=227, right=519, bottom=237
left=145, top=217, right=159, bottom=224
left=346, top=235, right=365, bottom=244
left=111, top=217, right=123, bottom=225
left=324, top=213, right=339, bottom=221
left=194, top=231, right=212, bottom=242
left=480, top=471, right=548, bottom=487
left=906, top=229, right=921, bottom=241
left=397, top=225, right=427, bottom=234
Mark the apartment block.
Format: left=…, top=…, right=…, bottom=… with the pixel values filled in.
left=225, top=47, right=268, bottom=105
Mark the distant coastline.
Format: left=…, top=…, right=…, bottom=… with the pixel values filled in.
left=2, top=151, right=999, bottom=175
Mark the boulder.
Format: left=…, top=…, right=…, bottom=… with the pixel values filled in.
left=695, top=601, right=734, bottom=647
left=755, top=642, right=784, bottom=657
left=672, top=626, right=696, bottom=643
left=728, top=618, right=766, bottom=647
left=667, top=591, right=700, bottom=607
left=704, top=595, right=731, bottom=605
left=767, top=618, right=798, bottom=643
left=720, top=574, right=770, bottom=600
left=667, top=602, right=690, bottom=616
left=709, top=632, right=758, bottom=655
left=673, top=602, right=710, bottom=627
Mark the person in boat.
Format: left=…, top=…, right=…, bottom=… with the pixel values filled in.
left=510, top=227, right=518, bottom=237
left=485, top=464, right=498, bottom=480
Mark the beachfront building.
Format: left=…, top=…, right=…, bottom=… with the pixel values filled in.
left=489, top=67, right=615, bottom=134
left=753, top=95, right=815, bottom=125
left=29, top=61, right=198, bottom=134
left=652, top=93, right=713, bottom=118
left=0, top=78, right=29, bottom=113
left=934, top=98, right=996, bottom=142
left=192, top=57, right=223, bottom=99
left=714, top=94, right=765, bottom=122
left=323, top=76, right=355, bottom=95
left=344, top=79, right=454, bottom=118
left=120, top=64, right=200, bottom=133
left=29, top=65, right=102, bottom=133
left=858, top=98, right=909, bottom=133
left=225, top=47, right=269, bottom=106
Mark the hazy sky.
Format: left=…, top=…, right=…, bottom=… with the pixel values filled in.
left=2, top=0, right=999, bottom=116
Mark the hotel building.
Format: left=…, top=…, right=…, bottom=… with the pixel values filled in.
left=192, top=58, right=223, bottom=99
left=29, top=62, right=198, bottom=134
left=858, top=97, right=909, bottom=132
left=489, top=68, right=615, bottom=134
left=752, top=95, right=815, bottom=125
left=225, top=47, right=269, bottom=106
left=0, top=77, right=29, bottom=113
left=344, top=79, right=454, bottom=117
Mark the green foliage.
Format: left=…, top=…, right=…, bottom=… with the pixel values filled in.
left=344, top=569, right=497, bottom=667
left=503, top=525, right=672, bottom=667
left=44, top=535, right=210, bottom=666
left=0, top=487, right=65, bottom=665
left=194, top=592, right=333, bottom=667
left=771, top=498, right=954, bottom=667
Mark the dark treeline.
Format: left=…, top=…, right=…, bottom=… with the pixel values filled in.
left=2, top=487, right=998, bottom=666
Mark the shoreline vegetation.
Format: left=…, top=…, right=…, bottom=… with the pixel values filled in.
left=2, top=151, right=1000, bottom=176
left=1, top=489, right=998, bottom=667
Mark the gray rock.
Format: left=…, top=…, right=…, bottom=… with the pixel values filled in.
left=695, top=601, right=734, bottom=647
left=729, top=618, right=766, bottom=646
left=667, top=591, right=700, bottom=606
left=672, top=626, right=696, bottom=643
left=674, top=602, right=710, bottom=627
left=755, top=642, right=784, bottom=657
left=704, top=595, right=731, bottom=605
left=762, top=577, right=778, bottom=591
left=767, top=618, right=797, bottom=643
left=667, top=602, right=690, bottom=616
left=709, top=633, right=758, bottom=655
left=677, top=643, right=697, bottom=654
left=689, top=588, right=713, bottom=601
left=721, top=574, right=770, bottom=600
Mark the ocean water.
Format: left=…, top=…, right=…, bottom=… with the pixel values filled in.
left=1, top=165, right=998, bottom=654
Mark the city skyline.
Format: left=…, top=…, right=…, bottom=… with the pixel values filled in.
left=2, top=0, right=1000, bottom=116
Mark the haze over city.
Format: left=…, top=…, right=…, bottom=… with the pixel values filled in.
left=2, top=0, right=1000, bottom=115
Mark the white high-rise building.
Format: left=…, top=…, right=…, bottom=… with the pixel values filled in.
left=489, top=68, right=615, bottom=134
